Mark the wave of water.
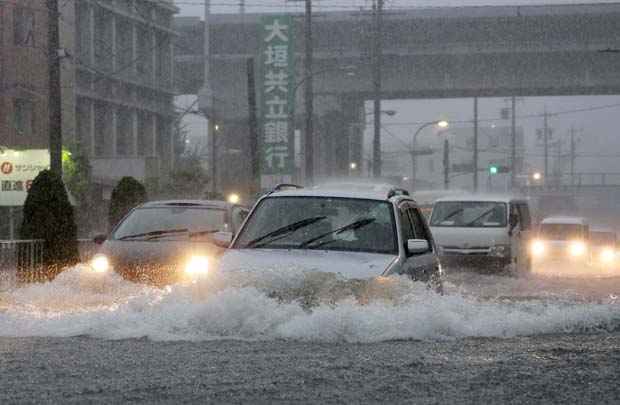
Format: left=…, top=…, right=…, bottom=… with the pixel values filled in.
left=0, top=265, right=618, bottom=342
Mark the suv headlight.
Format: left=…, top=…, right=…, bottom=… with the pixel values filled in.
left=489, top=245, right=510, bottom=258
left=185, top=255, right=209, bottom=276
left=90, top=254, right=110, bottom=273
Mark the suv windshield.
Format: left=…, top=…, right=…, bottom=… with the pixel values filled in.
left=430, top=201, right=507, bottom=228
left=234, top=197, right=398, bottom=254
left=113, top=207, right=228, bottom=241
left=540, top=224, right=586, bottom=241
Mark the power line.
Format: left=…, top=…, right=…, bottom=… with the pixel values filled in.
left=379, top=102, right=620, bottom=128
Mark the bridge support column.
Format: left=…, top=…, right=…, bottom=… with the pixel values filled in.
left=212, top=119, right=252, bottom=199
left=312, top=95, right=364, bottom=180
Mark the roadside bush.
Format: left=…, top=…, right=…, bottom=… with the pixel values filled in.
left=19, top=170, right=79, bottom=279
left=108, top=177, right=147, bottom=230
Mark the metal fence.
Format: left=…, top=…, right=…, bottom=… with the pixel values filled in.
left=0, top=239, right=101, bottom=288
left=0, top=239, right=44, bottom=288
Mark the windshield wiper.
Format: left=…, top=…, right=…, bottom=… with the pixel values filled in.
left=244, top=216, right=327, bottom=248
left=464, top=207, right=497, bottom=227
left=118, top=228, right=189, bottom=241
left=188, top=229, right=220, bottom=238
left=298, top=217, right=376, bottom=249
left=435, top=208, right=464, bottom=224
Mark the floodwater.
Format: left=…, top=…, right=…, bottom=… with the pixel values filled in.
left=0, top=265, right=619, bottom=402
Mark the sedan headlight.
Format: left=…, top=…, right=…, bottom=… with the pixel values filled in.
left=489, top=245, right=510, bottom=258
left=569, top=241, right=587, bottom=257
left=530, top=239, right=545, bottom=257
left=185, top=255, right=209, bottom=276
left=600, top=248, right=615, bottom=263
left=90, top=254, right=110, bottom=273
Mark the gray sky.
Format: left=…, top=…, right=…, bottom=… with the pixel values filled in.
left=176, top=0, right=620, bottom=16
left=176, top=0, right=620, bottom=178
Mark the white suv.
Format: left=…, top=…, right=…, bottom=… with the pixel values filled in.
left=217, top=184, right=443, bottom=292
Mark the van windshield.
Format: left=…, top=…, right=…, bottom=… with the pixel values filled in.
left=540, top=224, right=586, bottom=241
left=430, top=201, right=507, bottom=228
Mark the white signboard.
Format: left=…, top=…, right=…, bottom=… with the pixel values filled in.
left=0, top=149, right=50, bottom=206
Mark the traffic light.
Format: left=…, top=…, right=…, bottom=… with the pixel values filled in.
left=489, top=165, right=510, bottom=174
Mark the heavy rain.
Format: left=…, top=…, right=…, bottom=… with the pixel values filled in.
left=1, top=0, right=620, bottom=403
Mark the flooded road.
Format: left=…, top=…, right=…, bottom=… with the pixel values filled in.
left=0, top=267, right=619, bottom=402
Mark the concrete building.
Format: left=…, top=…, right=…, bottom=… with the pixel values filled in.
left=71, top=0, right=178, bottom=193
left=0, top=0, right=52, bottom=150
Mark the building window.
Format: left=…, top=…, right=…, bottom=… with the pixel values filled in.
left=14, top=8, right=35, bottom=47
left=14, top=99, right=34, bottom=136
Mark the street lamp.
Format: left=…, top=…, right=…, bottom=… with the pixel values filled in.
left=410, top=120, right=449, bottom=190
left=365, top=109, right=397, bottom=117
left=532, top=172, right=542, bottom=181
left=349, top=162, right=358, bottom=170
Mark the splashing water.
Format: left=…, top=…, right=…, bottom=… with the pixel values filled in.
left=0, top=265, right=618, bottom=342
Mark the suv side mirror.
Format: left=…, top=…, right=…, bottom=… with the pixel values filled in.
left=407, top=239, right=430, bottom=255
left=212, top=231, right=234, bottom=248
left=93, top=234, right=107, bottom=245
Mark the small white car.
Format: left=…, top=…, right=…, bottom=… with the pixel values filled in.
left=429, top=195, right=533, bottom=275
left=530, top=216, right=591, bottom=270
left=217, top=184, right=443, bottom=292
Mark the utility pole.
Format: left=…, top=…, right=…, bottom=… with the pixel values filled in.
left=555, top=138, right=562, bottom=188
left=247, top=58, right=259, bottom=195
left=372, top=0, right=384, bottom=178
left=239, top=0, right=245, bottom=14
left=443, top=139, right=450, bottom=190
left=47, top=0, right=62, bottom=175
left=570, top=126, right=576, bottom=188
left=543, top=108, right=549, bottom=187
left=202, top=0, right=218, bottom=195
left=473, top=97, right=479, bottom=192
left=510, top=96, right=517, bottom=189
left=304, top=0, right=314, bottom=184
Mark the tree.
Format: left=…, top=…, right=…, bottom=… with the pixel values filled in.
left=108, top=177, right=147, bottom=230
left=63, top=143, right=93, bottom=235
left=19, top=170, right=79, bottom=277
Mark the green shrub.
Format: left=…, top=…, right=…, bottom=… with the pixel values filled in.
left=19, top=170, right=79, bottom=277
left=108, top=177, right=147, bottom=230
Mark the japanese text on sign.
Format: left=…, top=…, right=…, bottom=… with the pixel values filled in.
left=259, top=15, right=295, bottom=185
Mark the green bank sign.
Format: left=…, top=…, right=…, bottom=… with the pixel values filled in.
left=259, top=15, right=295, bottom=189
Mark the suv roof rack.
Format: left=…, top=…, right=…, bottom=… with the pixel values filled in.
left=387, top=187, right=410, bottom=198
left=268, top=183, right=303, bottom=195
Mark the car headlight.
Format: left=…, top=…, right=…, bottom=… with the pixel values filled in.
left=531, top=239, right=545, bottom=257
left=185, top=255, right=209, bottom=276
left=90, top=254, right=110, bottom=273
left=530, top=239, right=545, bottom=257
left=600, top=248, right=615, bottom=263
left=489, top=245, right=510, bottom=258
left=569, top=241, right=586, bottom=257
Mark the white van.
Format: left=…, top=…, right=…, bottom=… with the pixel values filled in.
left=429, top=195, right=532, bottom=274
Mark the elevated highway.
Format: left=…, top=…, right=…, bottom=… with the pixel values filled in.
left=174, top=3, right=620, bottom=194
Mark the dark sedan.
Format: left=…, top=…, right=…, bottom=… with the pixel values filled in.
left=88, top=200, right=249, bottom=285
